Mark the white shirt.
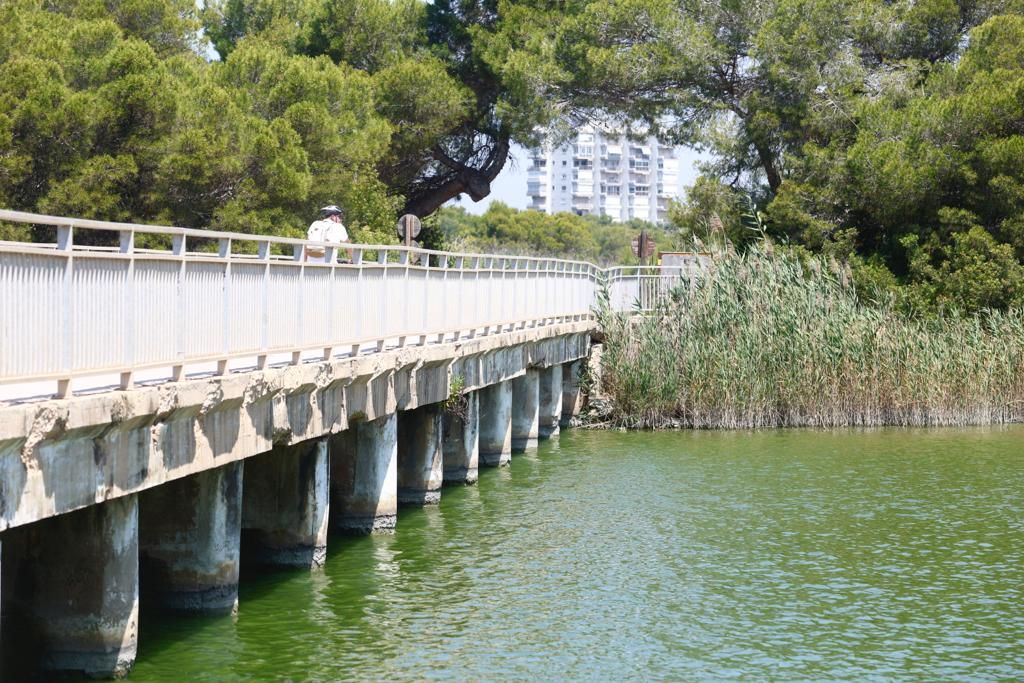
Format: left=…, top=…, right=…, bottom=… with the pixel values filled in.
left=307, top=218, right=348, bottom=245
left=306, top=218, right=348, bottom=262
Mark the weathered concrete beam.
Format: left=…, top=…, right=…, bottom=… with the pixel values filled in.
left=396, top=360, right=452, bottom=411
left=538, top=364, right=563, bottom=439
left=345, top=371, right=396, bottom=424
left=526, top=333, right=591, bottom=370
left=3, top=496, right=138, bottom=679
left=329, top=415, right=398, bottom=534
left=397, top=404, right=444, bottom=505
left=0, top=324, right=591, bottom=531
left=511, top=369, right=540, bottom=452
left=478, top=381, right=512, bottom=467
left=242, top=439, right=329, bottom=569
left=454, top=347, right=525, bottom=392
left=442, top=391, right=479, bottom=485
left=139, top=463, right=243, bottom=614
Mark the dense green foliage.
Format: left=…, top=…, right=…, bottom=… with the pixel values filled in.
left=433, top=203, right=680, bottom=263
left=202, top=0, right=560, bottom=217
left=485, top=1, right=1024, bottom=312
left=598, top=246, right=1024, bottom=428
left=0, top=0, right=573, bottom=240
left=0, top=0, right=399, bottom=242
left=5, top=0, right=1024, bottom=314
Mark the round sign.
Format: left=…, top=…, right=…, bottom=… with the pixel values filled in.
left=397, top=214, right=422, bottom=240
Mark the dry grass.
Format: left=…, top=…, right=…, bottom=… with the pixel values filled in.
left=597, top=246, right=1024, bottom=428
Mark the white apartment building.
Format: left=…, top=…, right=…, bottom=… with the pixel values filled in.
left=527, top=127, right=687, bottom=224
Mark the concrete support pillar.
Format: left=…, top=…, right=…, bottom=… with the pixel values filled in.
left=511, top=368, right=540, bottom=452
left=443, top=391, right=479, bottom=485
left=139, top=462, right=243, bottom=614
left=561, top=359, right=584, bottom=427
left=538, top=364, right=563, bottom=439
left=9, top=496, right=139, bottom=679
left=478, top=381, right=512, bottom=467
left=397, top=404, right=444, bottom=505
left=329, top=414, right=398, bottom=534
left=242, top=438, right=330, bottom=569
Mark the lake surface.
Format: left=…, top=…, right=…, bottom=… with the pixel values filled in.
left=130, top=427, right=1024, bottom=681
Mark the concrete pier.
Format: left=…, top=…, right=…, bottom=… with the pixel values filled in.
left=139, top=463, right=243, bottom=614
left=442, top=391, right=479, bottom=484
left=511, top=369, right=540, bottom=452
left=478, top=381, right=512, bottom=466
left=242, top=439, right=330, bottom=569
left=561, top=359, right=585, bottom=427
left=329, top=414, right=398, bottom=533
left=538, top=365, right=563, bottom=439
left=5, top=496, right=139, bottom=678
left=397, top=404, right=444, bottom=505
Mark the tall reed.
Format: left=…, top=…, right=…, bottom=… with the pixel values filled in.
left=597, top=246, right=1024, bottom=428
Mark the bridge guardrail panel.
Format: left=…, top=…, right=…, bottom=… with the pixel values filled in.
left=0, top=253, right=64, bottom=377
left=227, top=262, right=266, bottom=360
left=0, top=209, right=700, bottom=399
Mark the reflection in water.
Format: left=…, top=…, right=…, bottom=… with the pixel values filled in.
left=131, top=427, right=1024, bottom=681
left=307, top=567, right=335, bottom=627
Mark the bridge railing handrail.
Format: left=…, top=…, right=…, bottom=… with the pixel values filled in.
left=0, top=209, right=602, bottom=272
left=0, top=209, right=614, bottom=400
left=0, top=209, right=706, bottom=400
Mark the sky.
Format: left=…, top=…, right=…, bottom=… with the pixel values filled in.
left=449, top=143, right=709, bottom=215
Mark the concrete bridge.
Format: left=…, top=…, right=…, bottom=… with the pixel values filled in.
left=0, top=210, right=669, bottom=678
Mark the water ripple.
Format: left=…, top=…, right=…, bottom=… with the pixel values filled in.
left=132, top=426, right=1024, bottom=682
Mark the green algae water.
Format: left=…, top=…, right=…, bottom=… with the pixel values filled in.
left=130, top=428, right=1024, bottom=681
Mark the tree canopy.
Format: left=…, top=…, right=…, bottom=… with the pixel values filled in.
left=0, top=0, right=399, bottom=242
left=5, top=0, right=1024, bottom=312
left=434, top=202, right=684, bottom=264
left=488, top=0, right=1024, bottom=312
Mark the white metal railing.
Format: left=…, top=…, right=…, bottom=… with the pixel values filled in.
left=0, top=210, right=696, bottom=400
left=0, top=210, right=607, bottom=399
left=605, top=266, right=690, bottom=311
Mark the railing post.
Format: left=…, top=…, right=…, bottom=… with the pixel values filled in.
left=219, top=238, right=232, bottom=376
left=507, top=257, right=515, bottom=332
left=171, top=233, right=187, bottom=382
left=351, top=249, right=363, bottom=357
left=438, top=255, right=451, bottom=343
left=257, top=241, right=270, bottom=370
left=454, top=255, right=466, bottom=342
left=377, top=249, right=387, bottom=351
left=293, top=240, right=307, bottom=366
left=120, top=230, right=136, bottom=390
left=398, top=250, right=409, bottom=347
left=56, top=225, right=74, bottom=398
left=465, top=256, right=477, bottom=338
left=419, top=252, right=428, bottom=346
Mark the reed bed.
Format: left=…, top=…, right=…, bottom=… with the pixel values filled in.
left=598, top=246, right=1024, bottom=428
